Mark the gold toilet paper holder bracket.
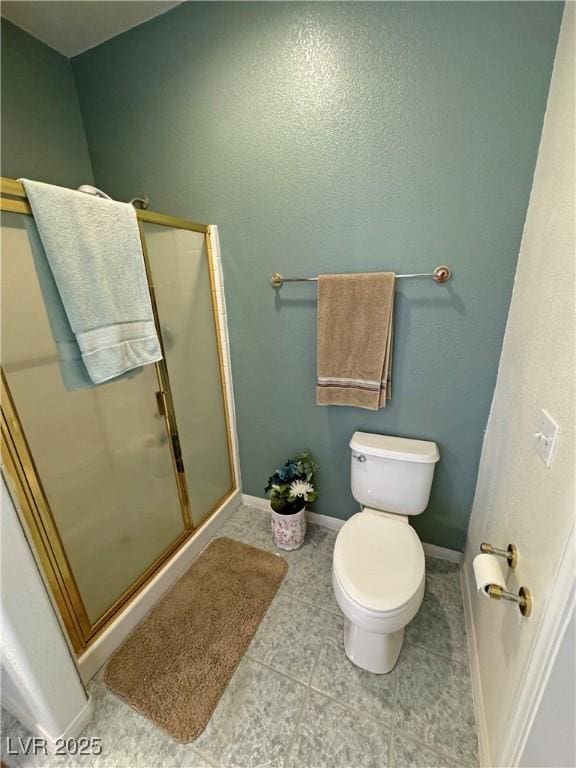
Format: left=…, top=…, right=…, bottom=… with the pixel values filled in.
left=480, top=542, right=519, bottom=569
left=486, top=585, right=533, bottom=618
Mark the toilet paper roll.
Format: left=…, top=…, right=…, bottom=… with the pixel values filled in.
left=473, top=553, right=506, bottom=598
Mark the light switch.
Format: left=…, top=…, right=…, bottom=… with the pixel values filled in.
left=534, top=409, right=560, bottom=468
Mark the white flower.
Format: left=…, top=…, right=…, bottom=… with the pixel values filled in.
left=288, top=480, right=314, bottom=501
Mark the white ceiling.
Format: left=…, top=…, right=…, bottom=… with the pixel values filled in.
left=1, top=0, right=184, bottom=57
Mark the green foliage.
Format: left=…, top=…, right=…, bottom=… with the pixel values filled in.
left=265, top=450, right=319, bottom=515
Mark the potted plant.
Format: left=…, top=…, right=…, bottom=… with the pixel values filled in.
left=265, top=450, right=319, bottom=550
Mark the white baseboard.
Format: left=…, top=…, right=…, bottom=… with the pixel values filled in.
left=306, top=510, right=344, bottom=531
left=422, top=542, right=462, bottom=563
left=59, top=695, right=94, bottom=741
left=36, top=696, right=95, bottom=751
left=242, top=494, right=345, bottom=531
left=77, top=490, right=241, bottom=683
left=241, top=494, right=270, bottom=512
left=241, top=494, right=462, bottom=562
left=461, top=554, right=491, bottom=767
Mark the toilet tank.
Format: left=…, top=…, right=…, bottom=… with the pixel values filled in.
left=350, top=432, right=440, bottom=516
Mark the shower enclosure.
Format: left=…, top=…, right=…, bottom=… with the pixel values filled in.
left=0, top=178, right=237, bottom=654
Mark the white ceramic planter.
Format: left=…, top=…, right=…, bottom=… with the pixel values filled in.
left=270, top=506, right=307, bottom=551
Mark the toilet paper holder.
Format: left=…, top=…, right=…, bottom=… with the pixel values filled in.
left=478, top=543, right=532, bottom=617
left=480, top=541, right=519, bottom=569
left=486, top=585, right=533, bottom=618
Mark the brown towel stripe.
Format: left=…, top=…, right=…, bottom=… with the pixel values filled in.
left=317, top=381, right=381, bottom=392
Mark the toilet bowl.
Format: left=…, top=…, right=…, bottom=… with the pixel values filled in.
left=333, top=432, right=439, bottom=673
left=333, top=509, right=425, bottom=673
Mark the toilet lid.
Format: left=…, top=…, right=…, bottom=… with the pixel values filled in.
left=334, top=511, right=425, bottom=613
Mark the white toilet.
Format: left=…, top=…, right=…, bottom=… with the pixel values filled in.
left=332, top=431, right=440, bottom=674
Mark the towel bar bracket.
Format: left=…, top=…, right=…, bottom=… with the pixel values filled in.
left=432, top=265, right=451, bottom=283
left=77, top=184, right=150, bottom=210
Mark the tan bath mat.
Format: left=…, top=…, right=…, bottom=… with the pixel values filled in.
left=104, top=536, right=287, bottom=742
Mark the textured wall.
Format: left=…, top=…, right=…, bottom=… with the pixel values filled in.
left=0, top=19, right=93, bottom=186
left=73, top=2, right=562, bottom=549
left=1, top=476, right=89, bottom=739
left=0, top=20, right=94, bottom=737
left=464, top=4, right=574, bottom=762
left=519, top=611, right=575, bottom=768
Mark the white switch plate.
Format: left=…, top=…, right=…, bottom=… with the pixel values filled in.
left=534, top=409, right=560, bottom=468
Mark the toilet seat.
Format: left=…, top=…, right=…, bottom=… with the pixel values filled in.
left=333, top=510, right=425, bottom=614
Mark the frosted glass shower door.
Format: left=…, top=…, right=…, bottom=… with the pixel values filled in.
left=1, top=212, right=189, bottom=628
left=143, top=223, right=233, bottom=526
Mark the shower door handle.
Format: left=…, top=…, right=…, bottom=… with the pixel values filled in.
left=156, top=390, right=184, bottom=472
left=155, top=390, right=167, bottom=417
left=171, top=432, right=185, bottom=473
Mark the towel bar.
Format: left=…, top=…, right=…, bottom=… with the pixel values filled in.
left=270, top=265, right=452, bottom=289
left=78, top=184, right=150, bottom=210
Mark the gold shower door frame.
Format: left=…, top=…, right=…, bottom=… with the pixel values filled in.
left=0, top=177, right=237, bottom=653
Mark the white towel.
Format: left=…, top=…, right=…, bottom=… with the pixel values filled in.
left=21, top=179, right=162, bottom=385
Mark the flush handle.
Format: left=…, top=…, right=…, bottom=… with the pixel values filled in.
left=352, top=452, right=366, bottom=463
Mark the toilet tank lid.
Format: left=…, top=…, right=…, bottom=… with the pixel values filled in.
left=350, top=432, right=439, bottom=463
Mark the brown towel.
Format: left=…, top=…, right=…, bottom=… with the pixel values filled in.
left=316, top=273, right=395, bottom=410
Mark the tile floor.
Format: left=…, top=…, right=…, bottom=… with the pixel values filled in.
left=2, top=504, right=479, bottom=768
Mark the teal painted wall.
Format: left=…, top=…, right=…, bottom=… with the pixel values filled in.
left=1, top=19, right=93, bottom=186
left=72, top=2, right=562, bottom=550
